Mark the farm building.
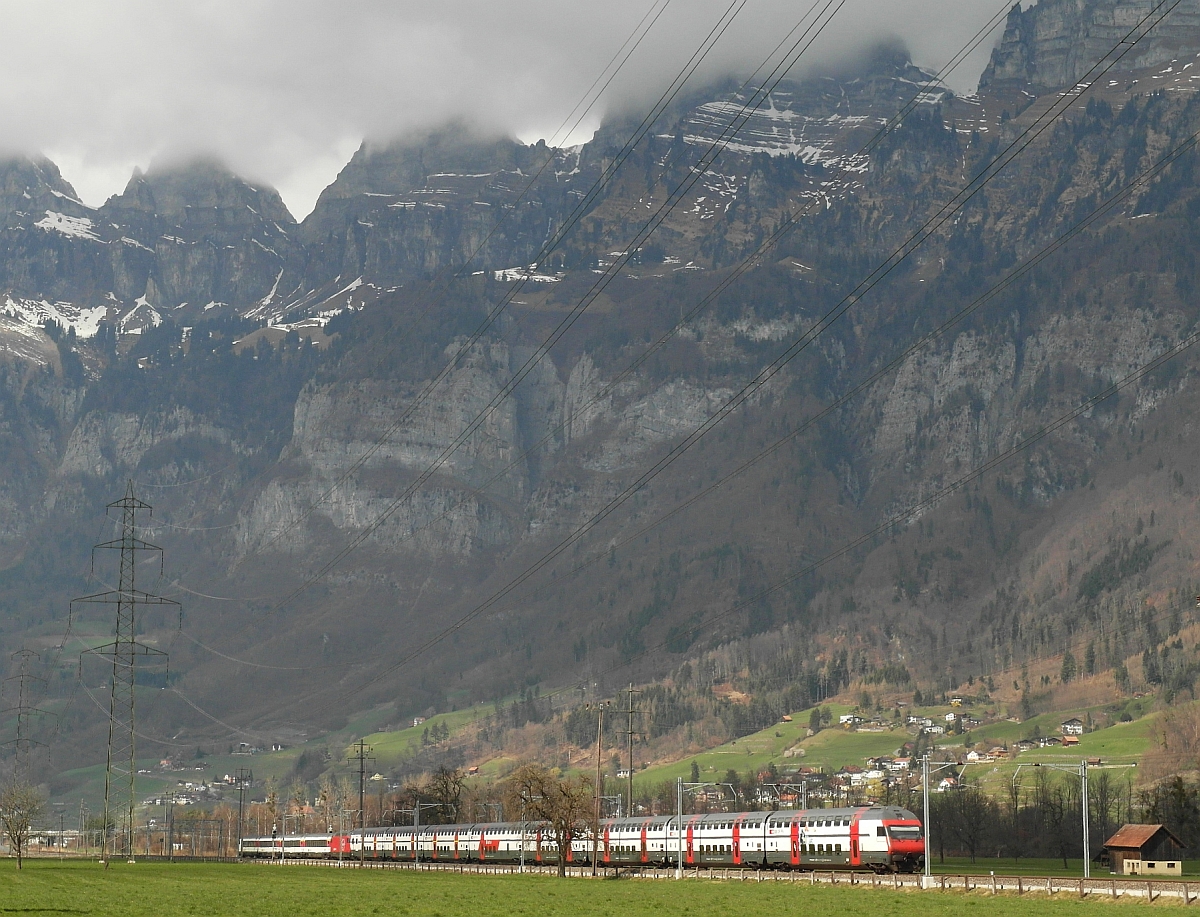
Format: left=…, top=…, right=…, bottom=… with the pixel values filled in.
left=1102, top=824, right=1185, bottom=876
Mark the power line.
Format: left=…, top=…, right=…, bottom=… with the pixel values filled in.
left=178, top=0, right=1012, bottom=669
left=486, top=115, right=1200, bottom=619
left=176, top=4, right=1007, bottom=637
left=162, top=1, right=1171, bottom=729
left=264, top=0, right=1097, bottom=652
left=307, top=0, right=1183, bottom=686
left=242, top=0, right=751, bottom=561
left=174, top=0, right=856, bottom=635
left=548, top=321, right=1200, bottom=698
left=266, top=0, right=850, bottom=611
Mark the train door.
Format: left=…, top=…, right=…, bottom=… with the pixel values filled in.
left=536, top=828, right=543, bottom=864
left=850, top=807, right=870, bottom=867
left=732, top=818, right=741, bottom=866
left=479, top=829, right=486, bottom=862
left=790, top=819, right=800, bottom=866
left=431, top=831, right=438, bottom=861
left=686, top=819, right=695, bottom=865
left=454, top=831, right=460, bottom=860
left=640, top=823, right=648, bottom=864
left=603, top=825, right=611, bottom=864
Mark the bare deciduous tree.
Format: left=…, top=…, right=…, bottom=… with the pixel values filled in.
left=505, top=764, right=593, bottom=877
left=1, top=782, right=45, bottom=869
left=429, top=766, right=465, bottom=824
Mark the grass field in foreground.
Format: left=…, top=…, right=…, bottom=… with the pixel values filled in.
left=0, top=862, right=1176, bottom=917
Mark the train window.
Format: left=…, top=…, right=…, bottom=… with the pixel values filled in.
left=835, top=844, right=842, bottom=852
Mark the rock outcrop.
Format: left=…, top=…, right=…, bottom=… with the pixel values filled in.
left=980, top=0, right=1200, bottom=92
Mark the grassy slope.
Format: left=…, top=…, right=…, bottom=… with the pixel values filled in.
left=362, top=704, right=491, bottom=771
left=49, top=702, right=496, bottom=813
left=0, top=862, right=1170, bottom=917
left=49, top=690, right=1161, bottom=816
left=635, top=701, right=1159, bottom=791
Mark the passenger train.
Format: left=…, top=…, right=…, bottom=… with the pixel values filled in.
left=241, top=805, right=924, bottom=872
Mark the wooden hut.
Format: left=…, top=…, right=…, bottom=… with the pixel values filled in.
left=1102, top=824, right=1185, bottom=875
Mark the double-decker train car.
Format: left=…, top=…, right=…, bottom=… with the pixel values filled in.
left=241, top=805, right=923, bottom=872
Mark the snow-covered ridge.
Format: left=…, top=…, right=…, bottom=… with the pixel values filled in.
left=34, top=210, right=100, bottom=242
left=2, top=294, right=108, bottom=338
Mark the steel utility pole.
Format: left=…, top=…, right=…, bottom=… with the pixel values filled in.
left=347, top=740, right=375, bottom=830
left=166, top=791, right=175, bottom=863
left=347, top=739, right=375, bottom=865
left=625, top=684, right=640, bottom=815
left=921, top=754, right=961, bottom=884
left=72, top=483, right=178, bottom=864
left=676, top=778, right=683, bottom=880
left=78, top=802, right=89, bottom=858
left=922, top=755, right=930, bottom=880
left=235, top=768, right=252, bottom=858
left=589, top=701, right=609, bottom=876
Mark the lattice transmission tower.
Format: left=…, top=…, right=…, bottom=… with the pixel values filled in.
left=2, top=648, right=53, bottom=783
left=72, top=482, right=178, bottom=863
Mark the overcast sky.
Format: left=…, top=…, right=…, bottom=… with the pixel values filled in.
left=0, top=0, right=1011, bottom=219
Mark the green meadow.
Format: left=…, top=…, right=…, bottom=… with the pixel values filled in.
left=0, top=861, right=1180, bottom=917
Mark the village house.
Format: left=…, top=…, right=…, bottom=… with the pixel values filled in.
left=1061, top=717, right=1084, bottom=736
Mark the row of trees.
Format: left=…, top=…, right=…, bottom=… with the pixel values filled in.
left=921, top=770, right=1200, bottom=865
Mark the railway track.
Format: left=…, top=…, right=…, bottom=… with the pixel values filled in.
left=260, top=858, right=1199, bottom=902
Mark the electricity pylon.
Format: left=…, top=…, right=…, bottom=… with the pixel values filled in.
left=2, top=648, right=53, bottom=782
left=72, top=482, right=178, bottom=863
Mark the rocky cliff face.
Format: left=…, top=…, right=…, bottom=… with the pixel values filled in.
left=6, top=31, right=1200, bottom=759
left=980, top=0, right=1200, bottom=92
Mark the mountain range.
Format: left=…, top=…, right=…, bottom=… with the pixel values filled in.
left=3, top=0, right=1200, bottom=789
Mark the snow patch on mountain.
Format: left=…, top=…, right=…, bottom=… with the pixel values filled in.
left=118, top=297, right=163, bottom=335
left=2, top=294, right=108, bottom=338
left=34, top=210, right=101, bottom=242
left=494, top=265, right=562, bottom=283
